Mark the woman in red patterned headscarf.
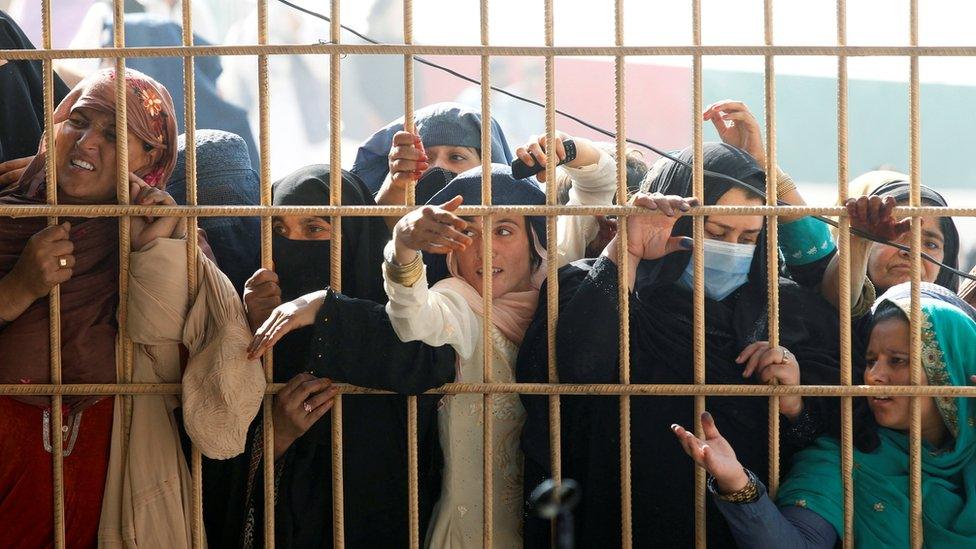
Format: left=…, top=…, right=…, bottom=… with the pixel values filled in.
left=0, top=68, right=216, bottom=548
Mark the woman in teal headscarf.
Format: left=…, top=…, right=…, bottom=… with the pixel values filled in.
left=671, top=281, right=976, bottom=547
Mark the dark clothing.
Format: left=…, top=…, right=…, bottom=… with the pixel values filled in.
left=202, top=166, right=455, bottom=548
left=0, top=10, right=69, bottom=163
left=713, top=480, right=837, bottom=549
left=518, top=144, right=852, bottom=547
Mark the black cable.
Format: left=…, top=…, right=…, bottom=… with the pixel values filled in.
left=276, top=0, right=976, bottom=282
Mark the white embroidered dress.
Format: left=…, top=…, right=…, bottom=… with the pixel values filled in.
left=385, top=263, right=526, bottom=548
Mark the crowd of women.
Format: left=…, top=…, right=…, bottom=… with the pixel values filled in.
left=3, top=9, right=976, bottom=549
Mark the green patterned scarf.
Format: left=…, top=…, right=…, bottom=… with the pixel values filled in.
left=776, top=290, right=976, bottom=547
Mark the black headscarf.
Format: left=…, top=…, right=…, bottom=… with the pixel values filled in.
left=0, top=10, right=69, bottom=163
left=201, top=164, right=450, bottom=548
left=270, top=165, right=389, bottom=381
left=868, top=179, right=960, bottom=292
left=517, top=143, right=853, bottom=548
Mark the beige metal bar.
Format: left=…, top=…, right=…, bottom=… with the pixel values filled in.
left=611, top=0, right=633, bottom=546
left=908, top=1, right=924, bottom=547
left=763, top=0, right=781, bottom=499
left=691, top=1, right=707, bottom=547
left=480, top=0, right=496, bottom=543
left=180, top=0, right=203, bottom=546
left=835, top=1, right=855, bottom=546
left=4, top=203, right=974, bottom=218
left=403, top=0, right=420, bottom=545
left=330, top=2, right=346, bottom=547
left=40, top=0, right=66, bottom=546
left=256, top=0, right=276, bottom=546
left=3, top=382, right=973, bottom=397
left=11, top=44, right=976, bottom=60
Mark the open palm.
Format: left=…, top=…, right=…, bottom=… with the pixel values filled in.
left=672, top=412, right=747, bottom=491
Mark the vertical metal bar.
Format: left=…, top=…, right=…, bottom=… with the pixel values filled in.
left=907, top=1, right=923, bottom=547
left=403, top=0, right=420, bottom=546
left=329, top=2, right=345, bottom=547
left=479, top=1, right=495, bottom=543
left=180, top=0, right=203, bottom=546
left=611, top=0, right=632, bottom=546
left=256, top=0, right=275, bottom=546
left=835, top=1, right=855, bottom=546
left=112, top=1, right=134, bottom=503
left=40, top=1, right=65, bottom=546
left=691, top=1, right=707, bottom=547
left=403, top=0, right=416, bottom=205
left=762, top=0, right=781, bottom=499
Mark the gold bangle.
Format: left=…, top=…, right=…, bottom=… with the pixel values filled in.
left=384, top=250, right=424, bottom=288
left=710, top=469, right=761, bottom=504
left=776, top=168, right=798, bottom=198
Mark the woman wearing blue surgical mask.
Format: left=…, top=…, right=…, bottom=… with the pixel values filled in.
left=516, top=143, right=851, bottom=548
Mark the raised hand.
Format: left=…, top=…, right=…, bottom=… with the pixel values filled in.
left=393, top=195, right=473, bottom=260
left=703, top=100, right=765, bottom=166
left=247, top=289, right=329, bottom=360
left=514, top=130, right=599, bottom=182
left=737, top=341, right=803, bottom=420
left=388, top=130, right=428, bottom=190
left=272, top=373, right=339, bottom=459
left=129, top=173, right=186, bottom=251
left=672, top=411, right=750, bottom=494
left=244, top=268, right=282, bottom=332
left=845, top=195, right=911, bottom=242
left=622, top=192, right=697, bottom=261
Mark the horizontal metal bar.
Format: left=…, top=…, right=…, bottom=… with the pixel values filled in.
left=1, top=204, right=974, bottom=218
left=4, top=44, right=976, bottom=60
left=4, top=383, right=974, bottom=397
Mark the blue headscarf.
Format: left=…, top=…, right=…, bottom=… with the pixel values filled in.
left=168, top=130, right=260, bottom=294
left=423, top=164, right=545, bottom=285
left=351, top=102, right=514, bottom=194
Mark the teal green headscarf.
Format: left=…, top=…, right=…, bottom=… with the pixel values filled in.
left=776, top=284, right=976, bottom=548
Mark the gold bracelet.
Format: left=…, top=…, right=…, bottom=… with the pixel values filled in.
left=776, top=168, right=798, bottom=198
left=710, top=468, right=761, bottom=504
left=384, top=250, right=424, bottom=288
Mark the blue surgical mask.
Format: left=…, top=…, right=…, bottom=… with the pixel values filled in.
left=677, top=238, right=756, bottom=301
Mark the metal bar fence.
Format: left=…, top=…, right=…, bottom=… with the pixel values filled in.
left=12, top=0, right=967, bottom=547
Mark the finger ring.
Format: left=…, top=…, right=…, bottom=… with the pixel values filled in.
left=782, top=349, right=794, bottom=363
left=302, top=401, right=313, bottom=414
left=58, top=257, right=68, bottom=268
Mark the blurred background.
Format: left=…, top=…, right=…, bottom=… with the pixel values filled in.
left=6, top=0, right=975, bottom=264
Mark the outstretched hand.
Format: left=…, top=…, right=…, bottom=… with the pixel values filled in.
left=393, top=195, right=473, bottom=258
left=671, top=411, right=749, bottom=494
left=247, top=289, right=328, bottom=360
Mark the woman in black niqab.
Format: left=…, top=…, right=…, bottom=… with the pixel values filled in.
left=517, top=143, right=858, bottom=548
left=203, top=165, right=455, bottom=548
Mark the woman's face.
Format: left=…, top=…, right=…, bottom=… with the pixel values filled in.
left=865, top=317, right=947, bottom=447
left=425, top=145, right=480, bottom=176
left=704, top=186, right=764, bottom=244
left=54, top=107, right=156, bottom=204
left=456, top=216, right=533, bottom=299
left=867, top=215, right=945, bottom=291
left=272, top=216, right=333, bottom=240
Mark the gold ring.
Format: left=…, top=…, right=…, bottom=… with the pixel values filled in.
left=58, top=257, right=68, bottom=268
